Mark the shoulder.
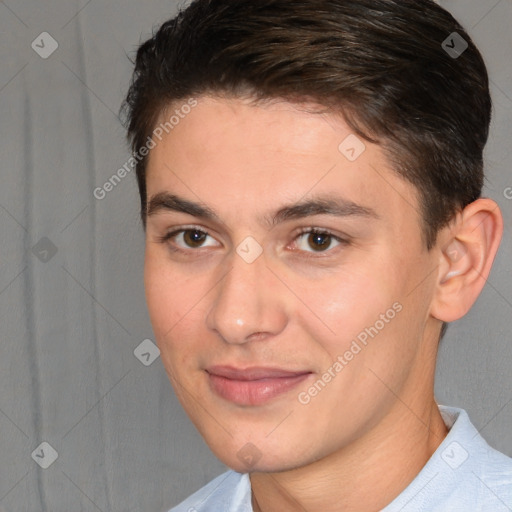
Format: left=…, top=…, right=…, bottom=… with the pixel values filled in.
left=466, top=415, right=512, bottom=509
left=438, top=406, right=512, bottom=477
left=168, top=470, right=252, bottom=512
left=383, top=406, right=512, bottom=512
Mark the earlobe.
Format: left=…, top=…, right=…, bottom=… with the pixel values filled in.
left=431, top=198, right=503, bottom=323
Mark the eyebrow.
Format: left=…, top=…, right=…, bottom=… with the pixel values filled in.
left=146, top=192, right=379, bottom=228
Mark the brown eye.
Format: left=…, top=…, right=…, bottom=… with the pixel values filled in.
left=307, top=232, right=332, bottom=251
left=158, top=227, right=219, bottom=252
left=293, top=229, right=347, bottom=255
left=182, top=230, right=208, bottom=248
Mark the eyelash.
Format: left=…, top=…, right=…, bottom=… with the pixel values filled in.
left=157, top=225, right=349, bottom=258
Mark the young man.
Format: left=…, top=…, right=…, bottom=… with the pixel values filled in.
left=123, top=0, right=512, bottom=510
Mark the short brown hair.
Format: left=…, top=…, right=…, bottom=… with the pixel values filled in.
left=123, top=0, right=491, bottom=250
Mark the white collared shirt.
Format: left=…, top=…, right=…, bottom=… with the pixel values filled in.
left=169, top=406, right=512, bottom=511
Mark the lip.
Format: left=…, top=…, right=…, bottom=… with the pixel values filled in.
left=206, top=365, right=313, bottom=406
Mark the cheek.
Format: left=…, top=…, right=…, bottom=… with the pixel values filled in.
left=144, top=249, right=222, bottom=382
left=307, top=264, right=430, bottom=406
left=144, top=255, right=174, bottom=335
left=292, top=266, right=395, bottom=356
left=144, top=252, right=199, bottom=356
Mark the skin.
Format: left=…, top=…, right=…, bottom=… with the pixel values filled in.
left=143, top=96, right=503, bottom=511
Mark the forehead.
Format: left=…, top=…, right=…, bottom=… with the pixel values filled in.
left=153, top=96, right=352, bottom=166
left=145, top=96, right=422, bottom=233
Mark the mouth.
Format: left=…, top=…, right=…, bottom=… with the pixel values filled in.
left=206, top=365, right=313, bottom=406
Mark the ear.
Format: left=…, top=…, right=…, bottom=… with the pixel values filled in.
left=430, top=198, right=503, bottom=323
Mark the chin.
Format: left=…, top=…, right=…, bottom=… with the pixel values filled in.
left=224, top=456, right=293, bottom=474
left=207, top=437, right=312, bottom=474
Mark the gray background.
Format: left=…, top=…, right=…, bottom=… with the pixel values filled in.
left=0, top=0, right=510, bottom=510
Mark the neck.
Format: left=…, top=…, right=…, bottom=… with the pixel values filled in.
left=250, top=399, right=448, bottom=512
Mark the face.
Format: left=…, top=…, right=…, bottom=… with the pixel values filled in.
left=144, top=96, right=441, bottom=472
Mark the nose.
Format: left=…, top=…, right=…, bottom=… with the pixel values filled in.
left=206, top=249, right=287, bottom=345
